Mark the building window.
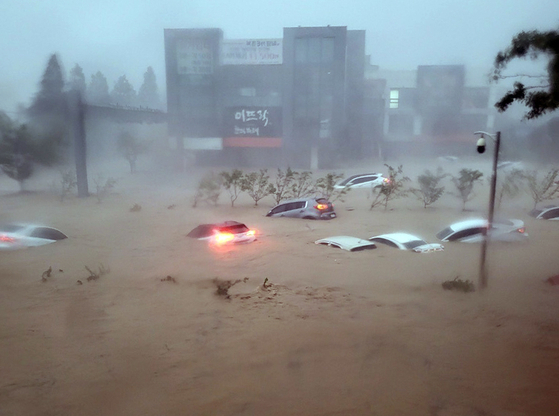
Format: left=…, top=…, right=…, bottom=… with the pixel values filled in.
left=389, top=89, right=399, bottom=109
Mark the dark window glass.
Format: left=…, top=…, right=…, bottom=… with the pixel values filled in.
left=30, top=227, right=67, bottom=240
left=371, top=238, right=399, bottom=248
left=352, top=176, right=377, bottom=185
left=271, top=205, right=287, bottom=214
left=294, top=201, right=306, bottom=209
left=447, top=227, right=486, bottom=241
left=403, top=240, right=427, bottom=250
left=351, top=245, right=377, bottom=252
left=542, top=208, right=559, bottom=219
left=436, top=227, right=453, bottom=240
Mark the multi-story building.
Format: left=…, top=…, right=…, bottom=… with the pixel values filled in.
left=164, top=26, right=500, bottom=168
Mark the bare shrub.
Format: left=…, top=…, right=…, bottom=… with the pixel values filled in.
left=270, top=167, right=296, bottom=204
left=193, top=172, right=222, bottom=208
left=315, top=172, right=349, bottom=202
left=240, top=169, right=274, bottom=206
left=58, top=169, right=77, bottom=202
left=452, top=169, right=483, bottom=211
left=219, top=169, right=244, bottom=207
left=93, top=175, right=117, bottom=203
left=523, top=168, right=559, bottom=208
left=410, top=167, right=448, bottom=208
left=370, top=164, right=410, bottom=210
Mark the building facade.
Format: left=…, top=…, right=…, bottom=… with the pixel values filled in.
left=164, top=27, right=499, bottom=168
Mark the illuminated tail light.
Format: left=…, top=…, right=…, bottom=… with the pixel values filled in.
left=315, top=204, right=328, bottom=210
left=517, top=227, right=526, bottom=233
left=0, top=235, right=16, bottom=243
left=214, top=232, right=235, bottom=244
left=246, top=230, right=255, bottom=237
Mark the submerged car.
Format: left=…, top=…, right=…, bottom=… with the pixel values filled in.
left=266, top=197, right=336, bottom=220
left=436, top=218, right=527, bottom=243
left=369, top=233, right=444, bottom=253
left=529, top=205, right=559, bottom=220
left=187, top=221, right=256, bottom=245
left=315, top=236, right=377, bottom=252
left=334, top=173, right=389, bottom=189
left=0, top=223, right=68, bottom=250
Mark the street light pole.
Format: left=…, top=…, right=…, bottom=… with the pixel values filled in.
left=474, top=131, right=501, bottom=290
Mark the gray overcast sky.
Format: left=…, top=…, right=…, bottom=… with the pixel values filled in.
left=1, top=0, right=559, bottom=113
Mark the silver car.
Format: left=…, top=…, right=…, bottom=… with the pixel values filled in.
left=436, top=218, right=528, bottom=243
left=266, top=198, right=336, bottom=220
left=334, top=173, right=388, bottom=189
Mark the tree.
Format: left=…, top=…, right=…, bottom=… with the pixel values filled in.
left=26, top=54, right=69, bottom=163
left=28, top=54, right=66, bottom=118
left=111, top=75, right=136, bottom=106
left=492, top=28, right=559, bottom=119
left=495, top=168, right=525, bottom=208
left=523, top=169, right=559, bottom=208
left=410, top=168, right=448, bottom=208
left=220, top=169, right=244, bottom=207
left=87, top=71, right=111, bottom=104
left=270, top=167, right=295, bottom=204
left=370, top=164, right=410, bottom=210
left=68, top=64, right=86, bottom=95
left=193, top=172, right=222, bottom=207
left=287, top=171, right=315, bottom=199
left=315, top=172, right=349, bottom=202
left=241, top=169, right=274, bottom=206
left=137, top=66, right=160, bottom=109
left=117, top=132, right=149, bottom=174
left=0, top=113, right=35, bottom=191
left=452, top=169, right=483, bottom=211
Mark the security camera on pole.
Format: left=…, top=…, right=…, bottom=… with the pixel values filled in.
left=473, top=131, right=501, bottom=290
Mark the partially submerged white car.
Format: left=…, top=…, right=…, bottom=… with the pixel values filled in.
left=334, top=173, right=389, bottom=190
left=436, top=218, right=528, bottom=243
left=315, top=236, right=377, bottom=252
left=0, top=223, right=68, bottom=250
left=369, top=233, right=444, bottom=253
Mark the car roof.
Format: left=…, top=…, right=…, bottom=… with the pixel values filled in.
left=448, top=218, right=488, bottom=231
left=315, top=236, right=376, bottom=251
left=370, top=233, right=424, bottom=243
left=187, top=221, right=247, bottom=238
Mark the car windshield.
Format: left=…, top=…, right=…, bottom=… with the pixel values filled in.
left=436, top=227, right=453, bottom=240
left=403, top=239, right=427, bottom=249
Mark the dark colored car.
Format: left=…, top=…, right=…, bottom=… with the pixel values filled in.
left=266, top=197, right=336, bottom=220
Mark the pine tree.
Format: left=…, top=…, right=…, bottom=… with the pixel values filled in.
left=28, top=54, right=66, bottom=118
left=137, top=66, right=160, bottom=109
left=68, top=64, right=86, bottom=95
left=87, top=71, right=110, bottom=104
left=111, top=75, right=137, bottom=107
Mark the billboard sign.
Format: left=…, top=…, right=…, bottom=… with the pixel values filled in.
left=176, top=38, right=214, bottom=75
left=224, top=107, right=282, bottom=137
left=221, top=39, right=282, bottom=65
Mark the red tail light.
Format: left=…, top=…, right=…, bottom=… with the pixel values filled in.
left=315, top=203, right=328, bottom=210
left=517, top=227, right=526, bottom=233
left=0, top=234, right=16, bottom=243
left=213, top=232, right=235, bottom=245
